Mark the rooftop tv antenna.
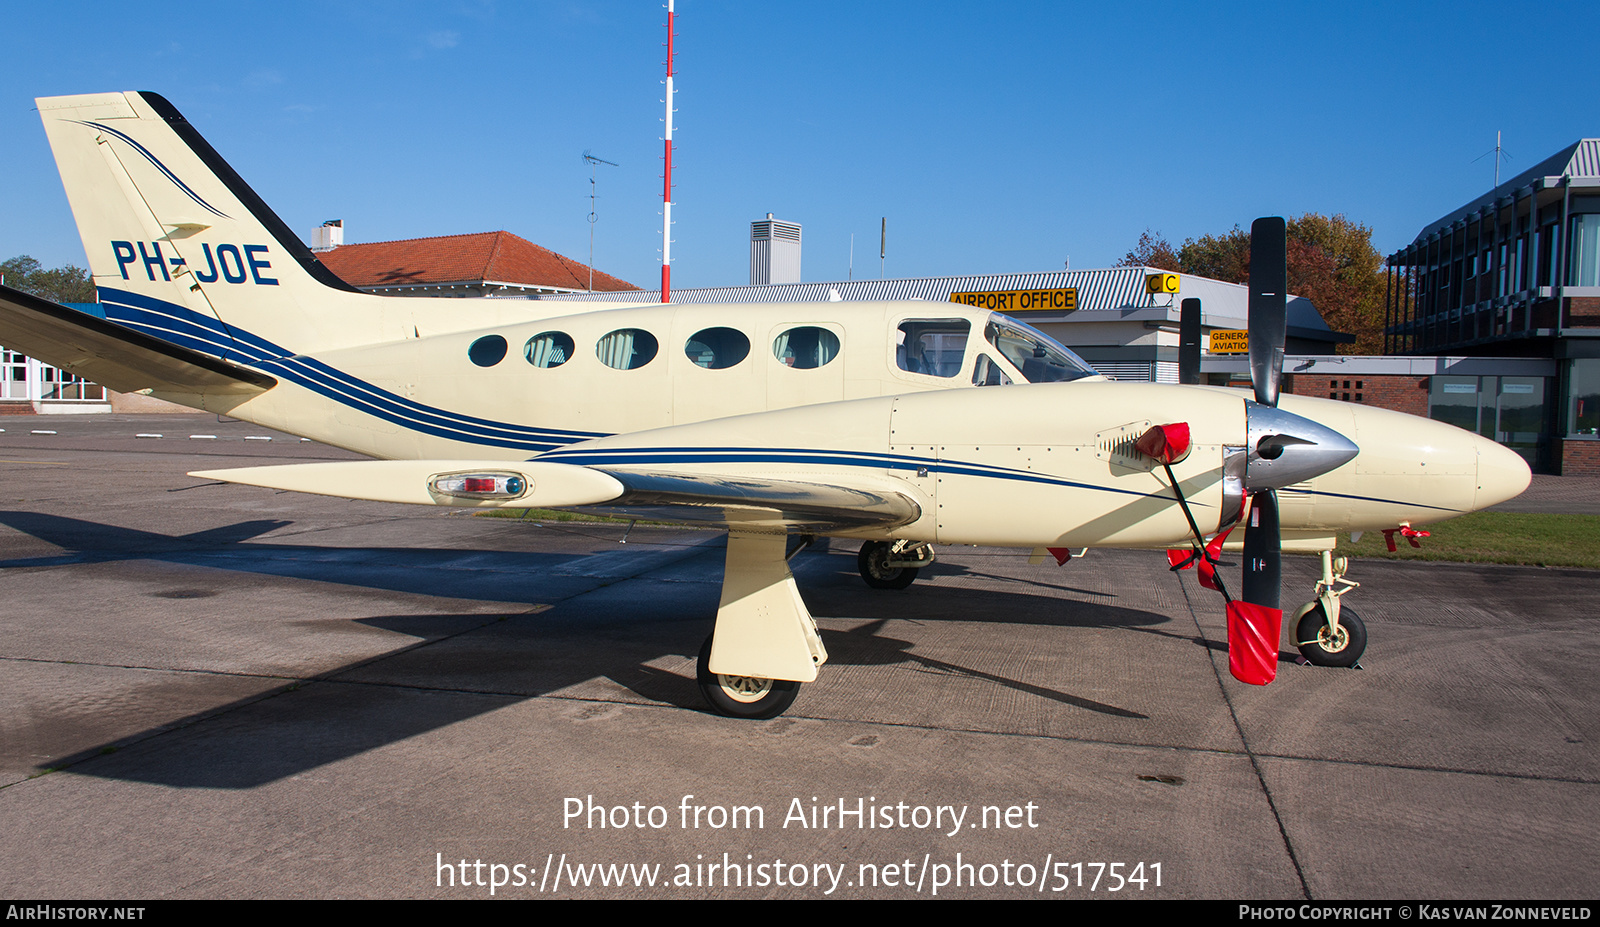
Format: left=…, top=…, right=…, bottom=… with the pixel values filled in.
left=583, top=150, right=618, bottom=292
left=880, top=217, right=886, bottom=279
left=1473, top=131, right=1512, bottom=187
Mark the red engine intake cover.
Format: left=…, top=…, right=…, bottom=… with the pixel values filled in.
left=1135, top=422, right=1192, bottom=464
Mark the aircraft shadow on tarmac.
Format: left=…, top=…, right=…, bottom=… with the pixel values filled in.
left=3, top=511, right=1198, bottom=789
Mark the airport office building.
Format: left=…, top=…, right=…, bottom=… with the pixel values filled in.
left=1382, top=139, right=1600, bottom=475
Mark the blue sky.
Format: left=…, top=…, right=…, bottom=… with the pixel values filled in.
left=5, top=1, right=1599, bottom=291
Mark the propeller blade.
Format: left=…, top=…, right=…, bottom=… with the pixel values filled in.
left=1235, top=219, right=1288, bottom=685
left=1240, top=489, right=1281, bottom=610
left=1248, top=217, right=1287, bottom=408
left=1226, top=599, right=1281, bottom=685
left=1232, top=488, right=1283, bottom=684
left=1179, top=297, right=1202, bottom=385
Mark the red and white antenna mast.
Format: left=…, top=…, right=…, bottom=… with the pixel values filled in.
left=660, top=0, right=676, bottom=302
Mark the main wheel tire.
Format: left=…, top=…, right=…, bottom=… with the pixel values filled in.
left=858, top=541, right=918, bottom=590
left=1295, top=605, right=1368, bottom=668
left=696, top=633, right=799, bottom=719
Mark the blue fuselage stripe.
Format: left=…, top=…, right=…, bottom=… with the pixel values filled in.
left=537, top=446, right=1188, bottom=501
left=1295, top=487, right=1463, bottom=513
left=97, top=287, right=603, bottom=450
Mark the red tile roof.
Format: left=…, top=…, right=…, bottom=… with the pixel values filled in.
left=314, top=230, right=639, bottom=292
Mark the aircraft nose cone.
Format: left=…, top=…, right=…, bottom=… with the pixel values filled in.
left=1245, top=402, right=1360, bottom=489
left=1474, top=437, right=1532, bottom=510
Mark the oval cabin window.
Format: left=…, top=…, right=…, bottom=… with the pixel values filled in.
left=525, top=332, right=575, bottom=368
left=468, top=335, right=508, bottom=367
left=685, top=327, right=751, bottom=369
left=596, top=329, right=659, bottom=370
left=772, top=327, right=840, bottom=369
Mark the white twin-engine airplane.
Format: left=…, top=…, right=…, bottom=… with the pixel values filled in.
left=1, top=91, right=1530, bottom=718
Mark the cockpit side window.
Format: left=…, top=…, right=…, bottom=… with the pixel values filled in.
left=984, top=318, right=1096, bottom=383
left=896, top=319, right=971, bottom=378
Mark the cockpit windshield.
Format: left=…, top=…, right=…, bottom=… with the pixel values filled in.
left=985, top=315, right=1099, bottom=383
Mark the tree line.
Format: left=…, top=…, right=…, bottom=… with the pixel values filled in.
left=1116, top=214, right=1388, bottom=355
left=1, top=255, right=96, bottom=304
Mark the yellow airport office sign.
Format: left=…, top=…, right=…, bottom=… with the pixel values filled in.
left=1209, top=330, right=1249, bottom=354
left=949, top=288, right=1077, bottom=312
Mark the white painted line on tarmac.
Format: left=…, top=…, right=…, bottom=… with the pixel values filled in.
left=244, top=435, right=272, bottom=441
left=189, top=434, right=217, bottom=440
left=135, top=433, right=163, bottom=439
left=31, top=430, right=57, bottom=435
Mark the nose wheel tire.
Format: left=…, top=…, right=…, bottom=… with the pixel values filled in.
left=858, top=541, right=918, bottom=590
left=1295, top=605, right=1367, bottom=668
left=696, top=633, right=800, bottom=719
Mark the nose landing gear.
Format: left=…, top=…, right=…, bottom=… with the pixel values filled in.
left=1292, top=550, right=1367, bottom=668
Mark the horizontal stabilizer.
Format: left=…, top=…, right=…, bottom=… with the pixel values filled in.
left=189, top=459, right=625, bottom=509
left=0, top=283, right=274, bottom=395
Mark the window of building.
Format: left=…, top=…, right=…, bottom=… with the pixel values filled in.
left=1430, top=374, right=1548, bottom=466
left=39, top=367, right=107, bottom=401
left=1498, top=377, right=1544, bottom=448
left=1568, top=359, right=1600, bottom=436
left=1429, top=376, right=1481, bottom=433
left=1570, top=214, right=1600, bottom=287
left=1538, top=222, right=1561, bottom=287
left=772, top=327, right=839, bottom=369
left=596, top=329, right=659, bottom=370
left=524, top=332, right=574, bottom=368
left=684, top=327, right=751, bottom=369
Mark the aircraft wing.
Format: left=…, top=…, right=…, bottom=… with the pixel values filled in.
left=189, top=459, right=921, bottom=534
left=585, top=469, right=919, bottom=532
left=0, top=283, right=274, bottom=395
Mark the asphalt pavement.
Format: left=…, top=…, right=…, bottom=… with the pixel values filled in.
left=0, top=414, right=1594, bottom=900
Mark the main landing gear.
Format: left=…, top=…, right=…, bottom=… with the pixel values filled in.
left=695, top=530, right=825, bottom=719
left=1291, top=550, right=1368, bottom=668
left=696, top=633, right=799, bottom=719
left=857, top=540, right=935, bottom=590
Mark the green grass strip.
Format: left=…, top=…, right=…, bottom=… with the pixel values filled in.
left=481, top=508, right=1600, bottom=569
left=1336, top=512, right=1600, bottom=569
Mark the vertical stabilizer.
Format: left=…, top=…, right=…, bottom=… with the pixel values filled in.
left=36, top=91, right=371, bottom=361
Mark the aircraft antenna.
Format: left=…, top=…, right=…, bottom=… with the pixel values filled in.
left=583, top=151, right=618, bottom=293
left=660, top=0, right=677, bottom=302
